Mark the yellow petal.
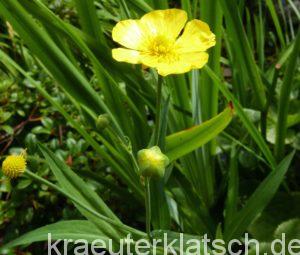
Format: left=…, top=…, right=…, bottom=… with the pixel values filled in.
left=147, top=52, right=209, bottom=76
left=176, top=20, right=216, bottom=53
left=140, top=9, right=187, bottom=40
left=112, top=48, right=141, bottom=64
left=112, top=20, right=146, bottom=50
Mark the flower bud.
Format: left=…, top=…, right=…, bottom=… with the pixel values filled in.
left=96, top=114, right=110, bottom=131
left=2, top=152, right=27, bottom=179
left=137, top=146, right=169, bottom=179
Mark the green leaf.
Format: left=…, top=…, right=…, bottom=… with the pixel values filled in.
left=274, top=219, right=300, bottom=240
left=249, top=192, right=300, bottom=242
left=72, top=0, right=107, bottom=47
left=219, top=0, right=267, bottom=109
left=151, top=230, right=209, bottom=254
left=126, top=0, right=152, bottom=13
left=1, top=220, right=108, bottom=250
left=266, top=0, right=286, bottom=48
left=150, top=180, right=171, bottom=230
left=38, top=144, right=118, bottom=221
left=224, top=145, right=239, bottom=229
left=38, top=144, right=124, bottom=240
left=165, top=106, right=233, bottom=161
left=275, top=30, right=300, bottom=160
left=224, top=152, right=295, bottom=241
left=203, top=66, right=276, bottom=169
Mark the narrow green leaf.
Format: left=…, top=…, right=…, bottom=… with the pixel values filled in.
left=38, top=144, right=127, bottom=240
left=150, top=180, right=171, bottom=230
left=165, top=106, right=233, bottom=161
left=126, top=0, right=152, bottom=13
left=197, top=0, right=223, bottom=207
left=203, top=66, right=276, bottom=169
left=224, top=152, right=295, bottom=241
left=72, top=0, right=108, bottom=46
left=181, top=0, right=192, bottom=19
left=224, top=145, right=239, bottom=229
left=218, top=0, right=267, bottom=109
left=1, top=221, right=108, bottom=250
left=38, top=144, right=118, bottom=221
left=266, top=0, right=286, bottom=47
left=275, top=30, right=300, bottom=160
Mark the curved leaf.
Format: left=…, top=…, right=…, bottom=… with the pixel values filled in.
left=165, top=105, right=233, bottom=161
left=1, top=221, right=108, bottom=250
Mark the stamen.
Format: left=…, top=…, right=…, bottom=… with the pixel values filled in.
left=146, top=35, right=178, bottom=63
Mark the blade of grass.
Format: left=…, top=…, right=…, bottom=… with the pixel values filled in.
left=197, top=0, right=223, bottom=206
left=287, top=0, right=300, bottom=20
left=218, top=0, right=267, bottom=109
left=266, top=0, right=286, bottom=48
left=72, top=0, right=108, bottom=47
left=275, top=30, right=300, bottom=160
left=126, top=0, right=152, bottom=13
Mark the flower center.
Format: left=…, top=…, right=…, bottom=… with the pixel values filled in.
left=147, top=35, right=178, bottom=62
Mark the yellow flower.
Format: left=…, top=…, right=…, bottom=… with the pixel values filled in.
left=112, top=9, right=215, bottom=76
left=1, top=152, right=27, bottom=179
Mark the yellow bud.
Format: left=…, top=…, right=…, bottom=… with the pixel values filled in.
left=96, top=114, right=110, bottom=131
left=1, top=152, right=27, bottom=179
left=137, top=146, right=169, bottom=179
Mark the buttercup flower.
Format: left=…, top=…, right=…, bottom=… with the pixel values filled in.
left=112, top=9, right=215, bottom=76
left=1, top=151, right=27, bottom=179
left=138, top=146, right=169, bottom=179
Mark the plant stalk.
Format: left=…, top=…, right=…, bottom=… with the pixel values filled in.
left=145, top=177, right=152, bottom=239
left=154, top=76, right=163, bottom=146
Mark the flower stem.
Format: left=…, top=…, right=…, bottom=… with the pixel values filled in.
left=145, top=177, right=152, bottom=239
left=154, top=76, right=163, bottom=146
left=145, top=75, right=163, bottom=239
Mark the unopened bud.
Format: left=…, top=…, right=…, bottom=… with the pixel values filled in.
left=137, top=146, right=169, bottom=179
left=96, top=114, right=110, bottom=131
